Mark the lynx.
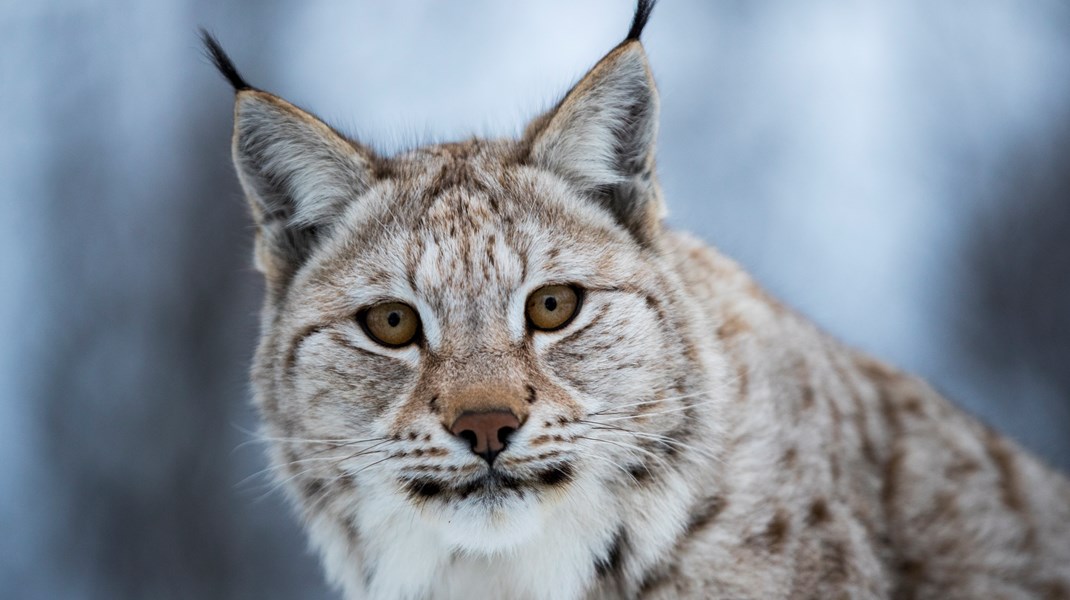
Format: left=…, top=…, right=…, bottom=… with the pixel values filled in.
left=206, top=2, right=1070, bottom=598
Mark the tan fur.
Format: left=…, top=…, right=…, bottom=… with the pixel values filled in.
left=221, top=11, right=1070, bottom=600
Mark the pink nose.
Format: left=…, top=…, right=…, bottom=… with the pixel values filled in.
left=449, top=410, right=521, bottom=465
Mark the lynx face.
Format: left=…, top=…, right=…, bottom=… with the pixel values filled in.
left=205, top=5, right=727, bottom=563
left=266, top=146, right=716, bottom=551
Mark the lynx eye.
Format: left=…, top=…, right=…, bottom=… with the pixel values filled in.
left=526, top=285, right=581, bottom=331
left=360, top=302, right=420, bottom=347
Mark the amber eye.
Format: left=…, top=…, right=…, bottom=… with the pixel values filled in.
left=526, top=285, right=581, bottom=331
left=360, top=302, right=420, bottom=347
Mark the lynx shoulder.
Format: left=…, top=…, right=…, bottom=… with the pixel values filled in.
left=207, top=2, right=1070, bottom=598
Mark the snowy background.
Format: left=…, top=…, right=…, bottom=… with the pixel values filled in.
left=3, top=1, right=1069, bottom=597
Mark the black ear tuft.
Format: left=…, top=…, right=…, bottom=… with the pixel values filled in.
left=200, top=29, right=252, bottom=92
left=625, top=0, right=657, bottom=41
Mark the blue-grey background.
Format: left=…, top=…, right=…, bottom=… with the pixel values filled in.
left=3, top=1, right=1069, bottom=598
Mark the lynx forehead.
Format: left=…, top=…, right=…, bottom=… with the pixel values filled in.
left=208, top=1, right=1070, bottom=598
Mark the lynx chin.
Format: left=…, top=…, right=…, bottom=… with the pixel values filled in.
left=205, top=2, right=1070, bottom=598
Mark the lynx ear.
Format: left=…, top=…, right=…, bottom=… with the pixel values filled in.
left=232, top=92, right=375, bottom=279
left=525, top=37, right=662, bottom=244
left=203, top=32, right=375, bottom=283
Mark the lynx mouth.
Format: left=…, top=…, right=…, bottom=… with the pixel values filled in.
left=402, top=462, right=574, bottom=504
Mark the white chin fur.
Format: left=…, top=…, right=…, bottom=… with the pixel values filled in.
left=433, top=494, right=544, bottom=554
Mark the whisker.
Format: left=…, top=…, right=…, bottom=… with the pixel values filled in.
left=304, top=470, right=361, bottom=513
left=298, top=437, right=394, bottom=460
left=579, top=451, right=634, bottom=480
left=248, top=445, right=394, bottom=504
left=575, top=435, right=674, bottom=474
left=595, top=398, right=722, bottom=423
left=234, top=433, right=390, bottom=451
left=346, top=454, right=395, bottom=477
left=587, top=389, right=714, bottom=416
left=247, top=464, right=326, bottom=503
left=236, top=440, right=394, bottom=491
left=584, top=424, right=724, bottom=464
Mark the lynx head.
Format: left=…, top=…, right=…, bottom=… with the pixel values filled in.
left=210, top=0, right=725, bottom=556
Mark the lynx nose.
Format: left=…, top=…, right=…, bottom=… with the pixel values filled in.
left=449, top=410, right=521, bottom=465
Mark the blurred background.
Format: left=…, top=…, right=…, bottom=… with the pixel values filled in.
left=3, top=0, right=1069, bottom=597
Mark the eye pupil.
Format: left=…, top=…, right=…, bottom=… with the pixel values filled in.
left=544, top=297, right=558, bottom=311
left=387, top=312, right=401, bottom=327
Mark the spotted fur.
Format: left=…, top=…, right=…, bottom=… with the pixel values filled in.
left=210, top=3, right=1070, bottom=598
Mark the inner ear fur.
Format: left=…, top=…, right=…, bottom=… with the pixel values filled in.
left=524, top=41, right=664, bottom=246
left=231, top=90, right=377, bottom=284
